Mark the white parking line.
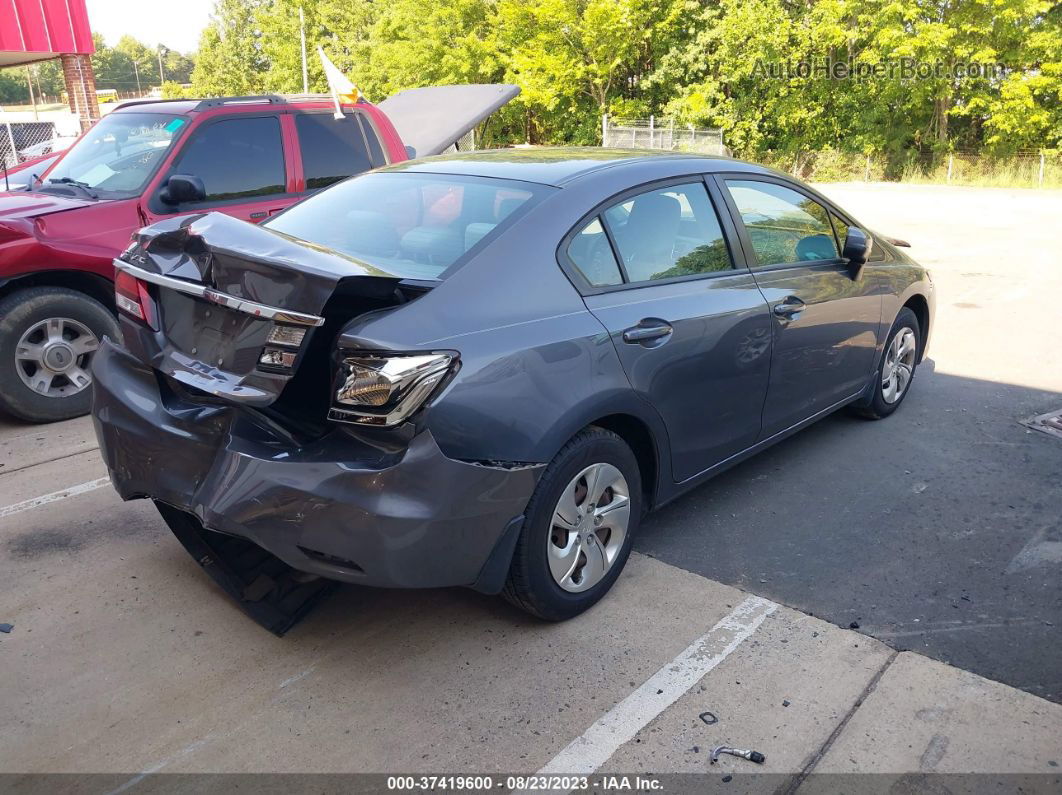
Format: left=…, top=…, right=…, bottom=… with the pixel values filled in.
left=536, top=595, right=778, bottom=776
left=0, top=477, right=111, bottom=520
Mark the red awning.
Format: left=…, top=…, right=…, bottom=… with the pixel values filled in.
left=0, top=0, right=95, bottom=66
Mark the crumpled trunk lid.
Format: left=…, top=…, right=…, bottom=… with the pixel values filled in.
left=118, top=211, right=414, bottom=410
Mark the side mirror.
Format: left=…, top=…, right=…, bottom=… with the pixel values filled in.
left=159, top=174, right=206, bottom=205
left=842, top=226, right=872, bottom=278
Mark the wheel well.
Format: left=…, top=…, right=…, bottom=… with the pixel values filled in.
left=0, top=271, right=115, bottom=311
left=903, top=294, right=930, bottom=361
left=590, top=414, right=658, bottom=510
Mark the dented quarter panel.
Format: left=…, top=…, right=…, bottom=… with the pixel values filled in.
left=333, top=184, right=674, bottom=475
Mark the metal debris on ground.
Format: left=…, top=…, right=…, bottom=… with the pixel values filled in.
left=710, top=746, right=766, bottom=765
left=0, top=623, right=13, bottom=633
left=1022, top=409, right=1062, bottom=441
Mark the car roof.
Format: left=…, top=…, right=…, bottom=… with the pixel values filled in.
left=109, top=95, right=364, bottom=117
left=381, top=147, right=777, bottom=187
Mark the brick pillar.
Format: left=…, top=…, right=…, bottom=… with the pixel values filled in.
left=60, top=53, right=101, bottom=132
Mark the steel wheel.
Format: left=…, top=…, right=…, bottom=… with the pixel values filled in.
left=15, top=316, right=99, bottom=398
left=547, top=462, right=631, bottom=593
left=881, top=326, right=916, bottom=404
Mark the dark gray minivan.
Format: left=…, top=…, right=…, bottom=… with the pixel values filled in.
left=92, top=149, right=935, bottom=632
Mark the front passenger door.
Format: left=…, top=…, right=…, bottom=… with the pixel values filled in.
left=718, top=177, right=882, bottom=437
left=567, top=179, right=772, bottom=483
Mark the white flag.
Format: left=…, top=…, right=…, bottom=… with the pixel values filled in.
left=317, top=46, right=360, bottom=119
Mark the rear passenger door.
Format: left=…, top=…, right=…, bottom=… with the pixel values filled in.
left=563, top=178, right=772, bottom=483
left=716, top=176, right=882, bottom=437
left=144, top=114, right=297, bottom=225
left=293, top=110, right=387, bottom=193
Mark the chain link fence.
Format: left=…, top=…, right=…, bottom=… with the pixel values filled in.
left=1, top=119, right=62, bottom=168
left=443, top=128, right=476, bottom=154
left=603, top=116, right=726, bottom=156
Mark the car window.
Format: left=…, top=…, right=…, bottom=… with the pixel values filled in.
left=724, top=180, right=839, bottom=266
left=265, top=172, right=548, bottom=280
left=171, top=116, right=285, bottom=203
left=567, top=218, right=624, bottom=287
left=603, top=182, right=733, bottom=283
left=357, top=116, right=387, bottom=166
left=39, top=112, right=184, bottom=197
left=296, top=112, right=375, bottom=190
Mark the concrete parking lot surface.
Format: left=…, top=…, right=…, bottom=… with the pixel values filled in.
left=1, top=184, right=1060, bottom=783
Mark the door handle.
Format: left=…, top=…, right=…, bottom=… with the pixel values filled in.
left=622, top=320, right=673, bottom=345
left=772, top=297, right=806, bottom=318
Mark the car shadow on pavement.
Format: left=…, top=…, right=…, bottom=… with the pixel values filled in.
left=635, top=362, right=1062, bottom=703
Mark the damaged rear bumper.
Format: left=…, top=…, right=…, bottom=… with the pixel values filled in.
left=91, top=340, right=541, bottom=592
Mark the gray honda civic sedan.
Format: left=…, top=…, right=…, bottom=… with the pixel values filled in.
left=92, top=148, right=935, bottom=631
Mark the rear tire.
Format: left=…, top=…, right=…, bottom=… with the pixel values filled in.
left=850, top=307, right=920, bottom=420
left=503, top=427, right=642, bottom=621
left=0, top=287, right=118, bottom=423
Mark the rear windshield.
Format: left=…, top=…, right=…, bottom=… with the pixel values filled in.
left=265, top=172, right=549, bottom=280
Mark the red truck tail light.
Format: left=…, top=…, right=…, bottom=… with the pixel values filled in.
left=115, top=270, right=158, bottom=330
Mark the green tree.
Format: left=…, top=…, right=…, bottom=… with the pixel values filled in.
left=191, top=0, right=267, bottom=96
left=496, top=0, right=684, bottom=144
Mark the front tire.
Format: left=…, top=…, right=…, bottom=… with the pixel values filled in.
left=850, top=307, right=920, bottom=420
left=0, top=287, right=118, bottom=423
left=503, top=427, right=642, bottom=621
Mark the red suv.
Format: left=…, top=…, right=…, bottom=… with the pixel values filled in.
left=0, top=87, right=516, bottom=422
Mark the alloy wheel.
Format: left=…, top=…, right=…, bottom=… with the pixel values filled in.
left=547, top=462, right=631, bottom=593
left=881, top=327, right=916, bottom=404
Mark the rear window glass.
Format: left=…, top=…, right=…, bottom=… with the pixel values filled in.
left=295, top=112, right=375, bottom=190
left=358, top=116, right=387, bottom=166
left=265, top=172, right=549, bottom=280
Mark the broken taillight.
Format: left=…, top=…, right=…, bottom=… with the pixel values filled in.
left=115, top=270, right=158, bottom=330
left=328, top=352, right=456, bottom=427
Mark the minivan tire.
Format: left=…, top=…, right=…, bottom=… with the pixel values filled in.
left=503, top=426, right=642, bottom=621
left=0, top=287, right=119, bottom=423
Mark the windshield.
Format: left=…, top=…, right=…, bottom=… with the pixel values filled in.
left=265, top=172, right=549, bottom=280
left=41, top=112, right=186, bottom=197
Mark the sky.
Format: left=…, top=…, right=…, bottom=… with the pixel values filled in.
left=85, top=0, right=215, bottom=54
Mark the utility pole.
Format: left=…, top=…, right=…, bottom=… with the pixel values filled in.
left=300, top=7, right=309, bottom=94
left=26, top=70, right=38, bottom=120
left=157, top=46, right=165, bottom=85
left=133, top=60, right=141, bottom=94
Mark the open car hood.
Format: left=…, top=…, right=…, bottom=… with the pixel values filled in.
left=377, top=84, right=520, bottom=158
